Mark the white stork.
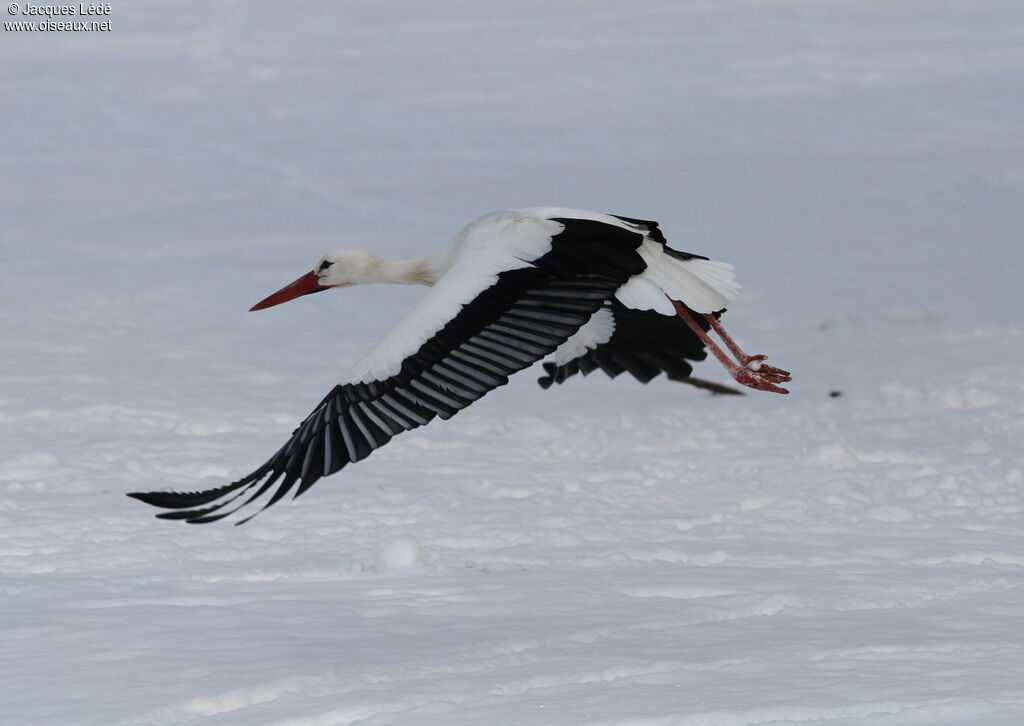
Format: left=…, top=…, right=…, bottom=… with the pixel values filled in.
left=130, top=208, right=790, bottom=524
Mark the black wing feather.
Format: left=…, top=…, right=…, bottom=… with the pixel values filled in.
left=130, top=271, right=629, bottom=523
left=537, top=301, right=716, bottom=389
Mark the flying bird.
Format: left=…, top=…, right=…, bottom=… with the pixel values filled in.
left=130, top=208, right=790, bottom=524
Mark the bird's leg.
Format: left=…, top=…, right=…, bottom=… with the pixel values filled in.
left=670, top=299, right=790, bottom=394
left=703, top=313, right=792, bottom=383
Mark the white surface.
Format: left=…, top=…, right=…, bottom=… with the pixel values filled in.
left=2, top=1, right=1023, bottom=724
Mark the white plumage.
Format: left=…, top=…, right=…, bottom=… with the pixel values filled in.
left=554, top=306, right=615, bottom=366
left=349, top=210, right=561, bottom=383
left=351, top=209, right=738, bottom=381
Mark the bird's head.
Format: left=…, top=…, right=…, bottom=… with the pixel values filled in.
left=249, top=250, right=374, bottom=311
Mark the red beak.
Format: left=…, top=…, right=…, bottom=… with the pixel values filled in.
left=250, top=270, right=330, bottom=311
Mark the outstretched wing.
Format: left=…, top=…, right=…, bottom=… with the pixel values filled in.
left=129, top=216, right=646, bottom=523
left=538, top=300, right=717, bottom=388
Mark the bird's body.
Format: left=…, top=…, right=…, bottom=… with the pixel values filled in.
left=130, top=208, right=790, bottom=523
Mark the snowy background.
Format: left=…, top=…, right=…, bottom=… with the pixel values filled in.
left=2, top=1, right=1024, bottom=724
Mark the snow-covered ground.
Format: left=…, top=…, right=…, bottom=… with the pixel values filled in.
left=3, top=1, right=1023, bottom=724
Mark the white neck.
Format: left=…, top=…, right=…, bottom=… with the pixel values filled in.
left=361, top=254, right=439, bottom=286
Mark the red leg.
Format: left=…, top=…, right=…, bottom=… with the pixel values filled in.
left=671, top=300, right=790, bottom=395
left=671, top=301, right=742, bottom=371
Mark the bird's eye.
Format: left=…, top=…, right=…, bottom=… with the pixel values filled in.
left=318, top=260, right=333, bottom=272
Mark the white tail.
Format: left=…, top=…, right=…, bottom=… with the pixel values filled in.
left=615, top=241, right=741, bottom=314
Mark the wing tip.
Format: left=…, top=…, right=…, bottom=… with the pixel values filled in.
left=126, top=489, right=196, bottom=509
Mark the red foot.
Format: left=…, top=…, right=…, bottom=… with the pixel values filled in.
left=670, top=300, right=792, bottom=395
left=738, top=354, right=792, bottom=385
left=731, top=362, right=790, bottom=394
